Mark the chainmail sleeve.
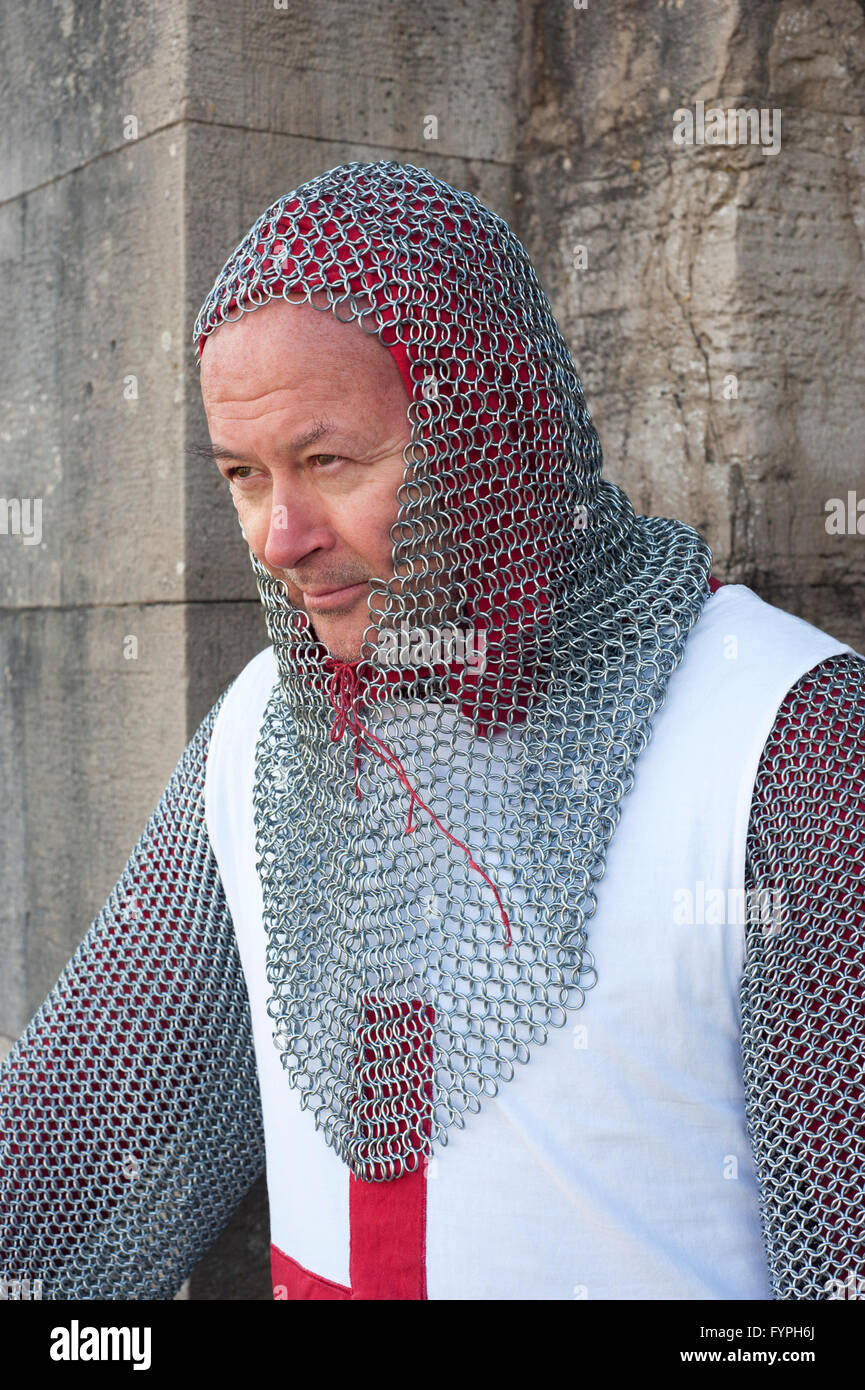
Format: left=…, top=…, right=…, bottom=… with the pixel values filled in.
left=741, top=652, right=865, bottom=1300
left=0, top=689, right=265, bottom=1300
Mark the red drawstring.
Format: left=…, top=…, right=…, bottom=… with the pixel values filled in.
left=325, top=658, right=513, bottom=950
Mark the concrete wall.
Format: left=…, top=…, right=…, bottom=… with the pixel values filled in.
left=518, top=0, right=865, bottom=645
left=1, top=0, right=862, bottom=1299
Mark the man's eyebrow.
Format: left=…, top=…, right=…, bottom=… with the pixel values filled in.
left=188, top=419, right=349, bottom=465
left=187, top=441, right=249, bottom=464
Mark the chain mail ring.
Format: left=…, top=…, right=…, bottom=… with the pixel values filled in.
left=193, top=160, right=714, bottom=1182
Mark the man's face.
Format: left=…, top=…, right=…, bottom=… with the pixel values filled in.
left=200, top=296, right=412, bottom=660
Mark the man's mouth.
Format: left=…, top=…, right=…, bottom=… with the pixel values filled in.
left=300, top=581, right=368, bottom=612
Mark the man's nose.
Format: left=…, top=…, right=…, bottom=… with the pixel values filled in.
left=262, top=483, right=334, bottom=571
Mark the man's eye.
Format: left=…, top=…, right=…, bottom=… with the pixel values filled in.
left=224, top=456, right=343, bottom=480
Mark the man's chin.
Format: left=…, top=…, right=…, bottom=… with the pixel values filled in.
left=307, top=617, right=373, bottom=663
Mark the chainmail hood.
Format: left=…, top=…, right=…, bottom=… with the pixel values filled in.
left=192, top=160, right=714, bottom=1181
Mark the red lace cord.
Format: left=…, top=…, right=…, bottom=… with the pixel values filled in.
left=325, top=656, right=513, bottom=950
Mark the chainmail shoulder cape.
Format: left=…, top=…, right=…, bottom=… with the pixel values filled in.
left=192, top=159, right=716, bottom=1186
left=0, top=693, right=265, bottom=1300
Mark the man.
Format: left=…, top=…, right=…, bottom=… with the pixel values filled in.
left=1, top=160, right=862, bottom=1301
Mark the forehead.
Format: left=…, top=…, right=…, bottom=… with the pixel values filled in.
left=200, top=296, right=393, bottom=405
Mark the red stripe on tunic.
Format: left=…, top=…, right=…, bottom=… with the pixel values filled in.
left=348, top=1161, right=428, bottom=1300
left=271, top=998, right=433, bottom=1300
left=271, top=1244, right=351, bottom=1300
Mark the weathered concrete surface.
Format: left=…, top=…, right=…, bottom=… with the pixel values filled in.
left=0, top=604, right=186, bottom=1035
left=182, top=0, right=521, bottom=164
left=517, top=0, right=865, bottom=648
left=0, top=129, right=189, bottom=610
left=0, top=1, right=186, bottom=202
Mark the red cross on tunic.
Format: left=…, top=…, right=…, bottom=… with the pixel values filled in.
left=271, top=997, right=434, bottom=1300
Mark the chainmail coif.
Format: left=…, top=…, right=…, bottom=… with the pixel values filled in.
left=193, top=160, right=714, bottom=1183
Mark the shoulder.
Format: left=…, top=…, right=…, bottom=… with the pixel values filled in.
left=704, top=581, right=863, bottom=753
left=686, top=582, right=858, bottom=717
left=670, top=583, right=856, bottom=740
left=206, top=645, right=279, bottom=756
left=219, top=645, right=279, bottom=708
left=203, top=647, right=279, bottom=852
left=754, top=650, right=865, bottom=798
left=697, top=582, right=858, bottom=662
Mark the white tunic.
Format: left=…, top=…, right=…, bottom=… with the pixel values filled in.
left=204, top=585, right=854, bottom=1300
